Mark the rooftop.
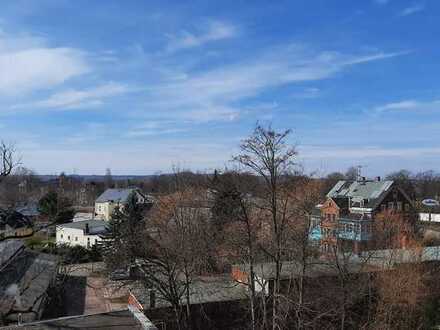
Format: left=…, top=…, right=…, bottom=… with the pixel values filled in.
left=0, top=210, right=32, bottom=230
left=0, top=240, right=58, bottom=324
left=72, top=212, right=95, bottom=222
left=0, top=308, right=156, bottom=330
left=127, top=275, right=247, bottom=310
left=57, top=220, right=109, bottom=235
left=96, top=188, right=140, bottom=203
left=327, top=180, right=395, bottom=209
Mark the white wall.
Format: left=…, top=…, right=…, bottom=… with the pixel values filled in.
left=95, top=191, right=146, bottom=221
left=419, top=213, right=440, bottom=222
left=56, top=226, right=103, bottom=248
left=254, top=276, right=268, bottom=294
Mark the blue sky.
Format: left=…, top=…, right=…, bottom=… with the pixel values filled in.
left=0, top=0, right=439, bottom=176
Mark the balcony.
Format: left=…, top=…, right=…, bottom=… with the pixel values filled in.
left=309, top=215, right=372, bottom=242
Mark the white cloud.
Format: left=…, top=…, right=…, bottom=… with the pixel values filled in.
left=126, top=121, right=188, bottom=137
left=143, top=46, right=408, bottom=122
left=166, top=20, right=238, bottom=52
left=13, top=82, right=131, bottom=110
left=0, top=30, right=89, bottom=94
left=398, top=4, right=425, bottom=16
left=375, top=99, right=440, bottom=112
left=0, top=47, right=89, bottom=96
left=0, top=29, right=90, bottom=95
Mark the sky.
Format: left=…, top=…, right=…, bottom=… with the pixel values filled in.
left=0, top=0, right=439, bottom=176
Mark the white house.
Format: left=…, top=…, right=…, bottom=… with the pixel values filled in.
left=95, top=188, right=150, bottom=221
left=56, top=220, right=109, bottom=248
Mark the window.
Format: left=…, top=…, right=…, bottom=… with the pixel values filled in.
left=381, top=204, right=386, bottom=212
left=396, top=202, right=403, bottom=211
left=405, top=203, right=410, bottom=211
left=388, top=202, right=394, bottom=210
left=331, top=214, right=336, bottom=222
left=60, top=234, right=63, bottom=239
left=75, top=237, right=78, bottom=241
left=68, top=235, right=70, bottom=240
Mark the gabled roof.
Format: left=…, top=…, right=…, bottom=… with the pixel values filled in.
left=327, top=180, right=395, bottom=210
left=0, top=241, right=58, bottom=324
left=96, top=188, right=140, bottom=203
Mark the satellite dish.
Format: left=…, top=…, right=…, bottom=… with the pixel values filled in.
left=422, top=199, right=440, bottom=207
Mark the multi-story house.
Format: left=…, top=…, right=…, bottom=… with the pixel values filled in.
left=56, top=220, right=109, bottom=248
left=95, top=188, right=151, bottom=221
left=310, top=177, right=414, bottom=254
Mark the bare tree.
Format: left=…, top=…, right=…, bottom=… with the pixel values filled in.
left=105, top=184, right=214, bottom=330
left=233, top=124, right=298, bottom=329
left=0, top=142, right=20, bottom=183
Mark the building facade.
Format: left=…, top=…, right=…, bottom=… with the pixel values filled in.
left=311, top=178, right=414, bottom=254
left=56, top=220, right=109, bottom=248
left=94, top=188, right=149, bottom=221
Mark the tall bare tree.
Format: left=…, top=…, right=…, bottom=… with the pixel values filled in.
left=233, top=124, right=298, bottom=329
left=0, top=142, right=20, bottom=183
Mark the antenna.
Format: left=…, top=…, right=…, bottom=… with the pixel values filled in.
left=356, top=165, right=368, bottom=181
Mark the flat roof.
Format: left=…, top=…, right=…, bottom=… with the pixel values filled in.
left=126, top=275, right=247, bottom=310
left=57, top=220, right=109, bottom=234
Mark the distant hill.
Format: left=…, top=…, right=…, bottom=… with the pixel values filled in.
left=36, top=174, right=159, bottom=182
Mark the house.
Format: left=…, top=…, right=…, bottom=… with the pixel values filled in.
left=0, top=307, right=157, bottom=329
left=56, top=220, right=109, bottom=248
left=95, top=188, right=150, bottom=221
left=0, top=240, right=58, bottom=325
left=0, top=210, right=33, bottom=240
left=310, top=178, right=414, bottom=254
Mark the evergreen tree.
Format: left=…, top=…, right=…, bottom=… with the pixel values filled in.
left=103, top=192, right=145, bottom=271
left=38, top=191, right=74, bottom=224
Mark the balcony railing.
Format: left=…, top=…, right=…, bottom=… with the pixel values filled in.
left=309, top=215, right=373, bottom=241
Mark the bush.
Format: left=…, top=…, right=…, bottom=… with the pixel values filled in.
left=40, top=243, right=103, bottom=264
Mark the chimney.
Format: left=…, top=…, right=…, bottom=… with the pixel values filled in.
left=85, top=223, right=90, bottom=234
